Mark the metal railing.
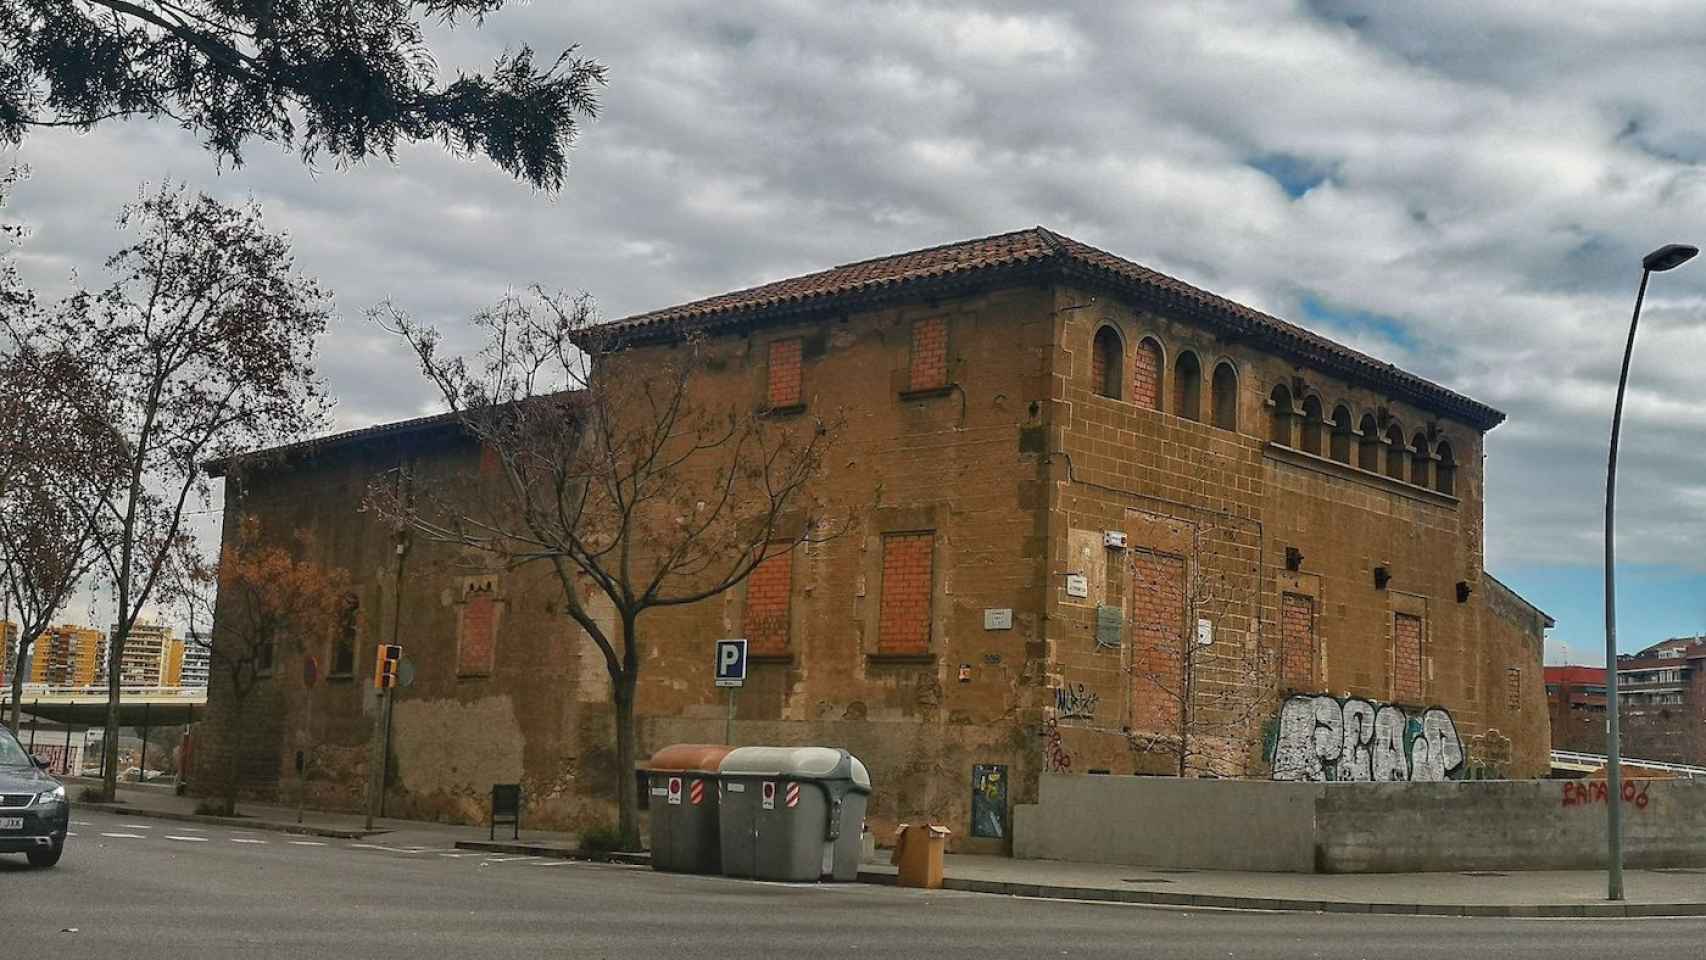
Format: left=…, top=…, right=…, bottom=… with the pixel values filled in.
left=0, top=683, right=208, bottom=702
left=1551, top=750, right=1706, bottom=777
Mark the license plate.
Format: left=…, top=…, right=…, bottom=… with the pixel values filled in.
left=0, top=817, right=22, bottom=831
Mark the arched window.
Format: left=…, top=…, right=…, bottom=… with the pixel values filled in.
left=1091, top=325, right=1122, bottom=400
left=1410, top=432, right=1431, bottom=486
left=1384, top=423, right=1407, bottom=479
left=1174, top=352, right=1202, bottom=422
left=1435, top=441, right=1457, bottom=496
left=1358, top=414, right=1380, bottom=471
left=1330, top=404, right=1354, bottom=464
left=1134, top=337, right=1163, bottom=411
left=1211, top=362, right=1238, bottom=431
left=1300, top=396, right=1325, bottom=456
left=1268, top=384, right=1294, bottom=445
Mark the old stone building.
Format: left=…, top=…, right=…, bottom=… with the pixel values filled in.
left=201, top=228, right=1550, bottom=849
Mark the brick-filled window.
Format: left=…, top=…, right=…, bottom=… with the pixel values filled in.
left=767, top=338, right=803, bottom=409
left=1091, top=325, right=1122, bottom=399
left=1130, top=551, right=1186, bottom=734
left=878, top=533, right=934, bottom=655
left=331, top=592, right=358, bottom=677
left=1280, top=593, right=1315, bottom=689
left=743, top=551, right=793, bottom=656
left=1133, top=337, right=1163, bottom=410
left=1393, top=613, right=1424, bottom=702
left=909, top=317, right=948, bottom=391
left=1506, top=667, right=1522, bottom=710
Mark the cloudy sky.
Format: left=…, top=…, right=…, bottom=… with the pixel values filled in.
left=7, top=0, right=1706, bottom=659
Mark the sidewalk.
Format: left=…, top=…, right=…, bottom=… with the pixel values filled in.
left=858, top=853, right=1706, bottom=918
left=63, top=777, right=584, bottom=848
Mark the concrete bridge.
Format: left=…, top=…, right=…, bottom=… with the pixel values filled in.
left=1, top=684, right=207, bottom=726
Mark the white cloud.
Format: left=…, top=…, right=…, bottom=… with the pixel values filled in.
left=4, top=0, right=1706, bottom=581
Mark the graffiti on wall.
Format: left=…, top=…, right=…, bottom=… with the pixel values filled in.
left=1267, top=694, right=1465, bottom=782
left=1054, top=681, right=1101, bottom=720
left=971, top=764, right=1009, bottom=839
left=1042, top=718, right=1073, bottom=773
left=1562, top=779, right=1650, bottom=811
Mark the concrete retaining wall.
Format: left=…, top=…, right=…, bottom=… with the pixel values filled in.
left=1013, top=775, right=1325, bottom=871
left=1014, top=774, right=1706, bottom=873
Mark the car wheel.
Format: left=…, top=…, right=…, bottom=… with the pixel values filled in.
left=26, top=841, right=63, bottom=869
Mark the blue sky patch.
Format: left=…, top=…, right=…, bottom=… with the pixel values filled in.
left=1299, top=293, right=1420, bottom=351
left=1499, top=563, right=1706, bottom=664
left=1249, top=152, right=1332, bottom=199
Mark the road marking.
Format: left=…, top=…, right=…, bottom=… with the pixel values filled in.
left=165, top=835, right=209, bottom=842
left=101, top=832, right=146, bottom=839
left=348, top=843, right=425, bottom=854
left=483, top=856, right=541, bottom=864
left=173, top=826, right=206, bottom=832
left=66, top=831, right=77, bottom=837
left=531, top=860, right=576, bottom=867
left=438, top=852, right=471, bottom=858
left=71, top=820, right=91, bottom=826
left=120, top=824, right=155, bottom=830
left=230, top=838, right=267, bottom=844
left=288, top=841, right=327, bottom=847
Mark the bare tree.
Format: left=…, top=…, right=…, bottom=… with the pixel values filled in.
left=370, top=289, right=841, bottom=848
left=26, top=184, right=332, bottom=800
left=1123, top=523, right=1273, bottom=778
left=179, top=517, right=351, bottom=815
left=0, top=237, right=124, bottom=732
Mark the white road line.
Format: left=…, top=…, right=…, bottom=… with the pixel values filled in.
left=230, top=838, right=267, bottom=844
left=120, top=823, right=155, bottom=830
left=101, top=832, right=146, bottom=839
left=66, top=831, right=77, bottom=837
left=530, top=860, right=576, bottom=867
left=288, top=840, right=327, bottom=847
left=165, top=835, right=209, bottom=842
left=71, top=820, right=91, bottom=826
left=483, top=856, right=541, bottom=864
left=348, top=843, right=425, bottom=854
left=438, top=852, right=471, bottom=858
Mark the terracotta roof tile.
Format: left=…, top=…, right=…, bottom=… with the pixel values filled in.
left=607, top=226, right=1505, bottom=430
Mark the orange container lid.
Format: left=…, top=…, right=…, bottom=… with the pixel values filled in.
left=645, top=743, right=737, bottom=774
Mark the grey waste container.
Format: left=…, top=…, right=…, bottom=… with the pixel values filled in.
left=718, top=746, right=871, bottom=882
left=644, top=744, right=736, bottom=873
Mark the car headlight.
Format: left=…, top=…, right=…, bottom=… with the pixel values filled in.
left=35, top=785, right=65, bottom=805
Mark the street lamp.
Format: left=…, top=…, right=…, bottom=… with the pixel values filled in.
left=1603, top=241, right=1697, bottom=901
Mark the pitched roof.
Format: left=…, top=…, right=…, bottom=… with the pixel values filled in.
left=606, top=227, right=1505, bottom=430
left=204, top=408, right=461, bottom=478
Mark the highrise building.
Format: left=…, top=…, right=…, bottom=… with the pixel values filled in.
left=28, top=625, right=104, bottom=687
left=111, top=621, right=182, bottom=687
left=179, top=632, right=210, bottom=689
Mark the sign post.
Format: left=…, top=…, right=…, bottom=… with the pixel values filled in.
left=714, top=639, right=747, bottom=745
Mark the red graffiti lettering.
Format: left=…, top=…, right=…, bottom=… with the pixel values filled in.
left=1561, top=779, right=1648, bottom=810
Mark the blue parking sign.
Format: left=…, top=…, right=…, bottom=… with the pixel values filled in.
left=715, top=639, right=747, bottom=688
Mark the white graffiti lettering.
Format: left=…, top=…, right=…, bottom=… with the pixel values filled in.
left=1270, top=695, right=1463, bottom=783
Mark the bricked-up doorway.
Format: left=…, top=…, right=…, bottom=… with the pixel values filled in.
left=1280, top=593, right=1316, bottom=690
left=1393, top=612, right=1424, bottom=702
left=1129, top=550, right=1188, bottom=739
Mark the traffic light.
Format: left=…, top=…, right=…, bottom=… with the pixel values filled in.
left=374, top=643, right=402, bottom=690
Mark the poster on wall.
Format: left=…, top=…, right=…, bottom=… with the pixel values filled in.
left=971, top=763, right=1008, bottom=839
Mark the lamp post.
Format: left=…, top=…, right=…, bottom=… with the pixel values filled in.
left=1603, top=242, right=1697, bottom=901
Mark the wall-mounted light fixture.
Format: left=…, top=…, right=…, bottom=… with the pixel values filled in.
left=1374, top=566, right=1392, bottom=590
left=1456, top=581, right=1473, bottom=603
left=1285, top=546, right=1304, bottom=572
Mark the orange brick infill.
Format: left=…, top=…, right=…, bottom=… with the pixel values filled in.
left=743, top=551, right=793, bottom=655
left=878, top=533, right=933, bottom=654
left=767, top=338, right=803, bottom=408
left=909, top=317, right=947, bottom=391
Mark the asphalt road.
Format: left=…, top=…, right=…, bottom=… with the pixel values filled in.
left=5, top=809, right=1704, bottom=959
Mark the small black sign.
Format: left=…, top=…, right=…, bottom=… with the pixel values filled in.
left=491, top=783, right=522, bottom=840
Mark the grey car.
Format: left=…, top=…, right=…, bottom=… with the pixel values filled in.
left=0, top=725, right=68, bottom=868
